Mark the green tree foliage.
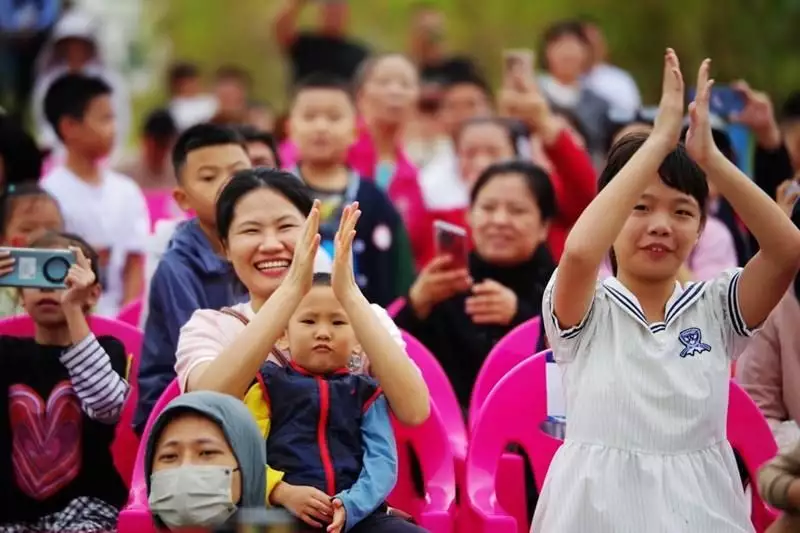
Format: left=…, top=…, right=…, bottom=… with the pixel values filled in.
left=151, top=0, right=800, bottom=110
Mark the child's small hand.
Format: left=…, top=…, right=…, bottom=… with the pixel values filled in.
left=331, top=202, right=362, bottom=302
left=0, top=250, right=15, bottom=278
left=327, top=498, right=346, bottom=533
left=61, top=247, right=96, bottom=306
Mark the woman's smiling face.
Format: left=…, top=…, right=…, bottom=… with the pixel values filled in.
left=224, top=187, right=306, bottom=303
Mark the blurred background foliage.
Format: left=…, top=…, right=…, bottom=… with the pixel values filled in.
left=138, top=0, right=800, bottom=115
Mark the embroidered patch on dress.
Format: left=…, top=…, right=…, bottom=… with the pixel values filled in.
left=678, top=327, right=712, bottom=358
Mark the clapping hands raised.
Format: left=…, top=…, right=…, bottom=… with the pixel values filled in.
left=331, top=202, right=361, bottom=303
left=285, top=199, right=322, bottom=295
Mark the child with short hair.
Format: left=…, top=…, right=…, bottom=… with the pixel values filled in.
left=288, top=73, right=414, bottom=306
left=40, top=73, right=150, bottom=317
left=533, top=50, right=800, bottom=532
left=0, top=231, right=129, bottom=532
left=134, top=123, right=252, bottom=435
left=0, top=183, right=64, bottom=317
left=253, top=208, right=425, bottom=533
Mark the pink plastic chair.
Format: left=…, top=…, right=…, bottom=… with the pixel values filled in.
left=388, top=405, right=458, bottom=532
left=469, top=316, right=541, bottom=432
left=144, top=190, right=185, bottom=231
left=465, top=352, right=556, bottom=533
left=0, top=315, right=144, bottom=487
left=120, top=380, right=457, bottom=533
left=400, top=331, right=468, bottom=492
left=727, top=381, right=780, bottom=532
left=386, top=297, right=407, bottom=318
left=118, top=379, right=181, bottom=533
left=117, top=298, right=143, bottom=327
left=466, top=352, right=781, bottom=533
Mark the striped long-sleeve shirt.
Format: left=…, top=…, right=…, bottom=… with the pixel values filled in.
left=59, top=333, right=130, bottom=423
left=759, top=440, right=800, bottom=512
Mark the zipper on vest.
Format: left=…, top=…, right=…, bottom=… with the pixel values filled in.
left=316, top=377, right=336, bottom=495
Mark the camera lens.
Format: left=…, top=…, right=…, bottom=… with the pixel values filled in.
left=43, top=257, right=71, bottom=283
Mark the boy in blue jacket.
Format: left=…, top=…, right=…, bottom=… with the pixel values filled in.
left=133, top=124, right=251, bottom=434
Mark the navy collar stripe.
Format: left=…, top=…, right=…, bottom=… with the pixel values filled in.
left=603, top=284, right=648, bottom=325
left=664, top=282, right=707, bottom=324
left=727, top=271, right=748, bottom=336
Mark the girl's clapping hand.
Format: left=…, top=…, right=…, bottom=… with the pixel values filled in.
left=61, top=247, right=96, bottom=306
left=650, top=48, right=685, bottom=150
left=685, top=58, right=718, bottom=166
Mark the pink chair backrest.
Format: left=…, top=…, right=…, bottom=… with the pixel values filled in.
left=469, top=316, right=541, bottom=431
left=119, top=379, right=181, bottom=533
left=727, top=381, right=780, bottom=532
left=0, top=314, right=144, bottom=486
left=465, top=351, right=559, bottom=531
left=388, top=405, right=457, bottom=522
left=117, top=298, right=143, bottom=327
left=400, top=330, right=468, bottom=456
left=144, top=191, right=185, bottom=232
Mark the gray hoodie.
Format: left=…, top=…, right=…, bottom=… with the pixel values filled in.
left=144, top=391, right=267, bottom=521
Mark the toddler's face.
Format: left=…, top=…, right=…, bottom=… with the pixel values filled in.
left=289, top=89, right=356, bottom=166
left=286, top=286, right=357, bottom=375
left=3, top=196, right=63, bottom=247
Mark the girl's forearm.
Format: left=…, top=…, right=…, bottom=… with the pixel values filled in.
left=341, top=291, right=430, bottom=426
left=703, top=153, right=800, bottom=261
left=192, top=285, right=303, bottom=398
left=63, top=303, right=91, bottom=343
left=562, top=137, right=671, bottom=266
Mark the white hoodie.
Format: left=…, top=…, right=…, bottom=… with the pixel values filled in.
left=31, top=10, right=131, bottom=160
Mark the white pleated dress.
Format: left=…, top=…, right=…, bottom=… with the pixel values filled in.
left=531, top=268, right=755, bottom=533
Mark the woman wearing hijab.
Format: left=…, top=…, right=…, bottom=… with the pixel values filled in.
left=144, top=390, right=269, bottom=530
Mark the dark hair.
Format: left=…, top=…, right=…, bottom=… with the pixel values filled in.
left=171, top=123, right=246, bottom=180
left=29, top=231, right=101, bottom=288
left=781, top=91, right=800, bottom=122
left=215, top=64, right=252, bottom=88
left=470, top=160, right=557, bottom=222
left=215, top=168, right=313, bottom=244
left=0, top=116, right=43, bottom=183
left=540, top=20, right=592, bottom=71
left=455, top=117, right=521, bottom=156
left=441, top=69, right=493, bottom=101
left=236, top=125, right=281, bottom=168
left=43, top=73, right=112, bottom=140
left=600, top=132, right=709, bottom=274
left=291, top=72, right=354, bottom=105
left=0, top=183, right=62, bottom=239
left=142, top=109, right=178, bottom=144
left=167, top=62, right=201, bottom=92
left=312, top=272, right=332, bottom=286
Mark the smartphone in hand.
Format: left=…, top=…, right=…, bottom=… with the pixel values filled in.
left=0, top=247, right=75, bottom=289
left=434, top=220, right=469, bottom=270
left=503, top=48, right=535, bottom=89
left=688, top=85, right=745, bottom=119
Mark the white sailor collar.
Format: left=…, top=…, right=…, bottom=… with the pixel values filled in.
left=601, top=277, right=708, bottom=333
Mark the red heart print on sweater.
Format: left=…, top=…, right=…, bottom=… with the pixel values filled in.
left=9, top=381, right=82, bottom=501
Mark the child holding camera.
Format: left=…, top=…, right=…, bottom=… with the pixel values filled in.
left=0, top=232, right=129, bottom=533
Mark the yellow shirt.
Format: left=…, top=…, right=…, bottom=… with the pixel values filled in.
left=243, top=382, right=285, bottom=504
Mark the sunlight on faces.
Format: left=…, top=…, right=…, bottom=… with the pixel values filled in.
left=152, top=413, right=242, bottom=505
left=469, top=173, right=549, bottom=266
left=457, top=122, right=516, bottom=188
left=286, top=286, right=358, bottom=375
left=3, top=196, right=64, bottom=247
left=62, top=94, right=115, bottom=160
left=290, top=89, right=356, bottom=165
left=174, top=144, right=251, bottom=224
left=223, top=188, right=304, bottom=303
left=613, top=179, right=703, bottom=282
left=358, top=55, right=420, bottom=127
left=546, top=34, right=589, bottom=83
left=245, top=141, right=277, bottom=168
left=440, top=84, right=492, bottom=137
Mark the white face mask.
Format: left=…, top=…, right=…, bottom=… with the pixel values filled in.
left=149, top=465, right=239, bottom=528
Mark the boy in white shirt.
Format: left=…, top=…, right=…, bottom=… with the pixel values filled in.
left=41, top=73, right=150, bottom=316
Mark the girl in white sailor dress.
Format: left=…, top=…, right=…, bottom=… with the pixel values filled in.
left=531, top=50, right=800, bottom=533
